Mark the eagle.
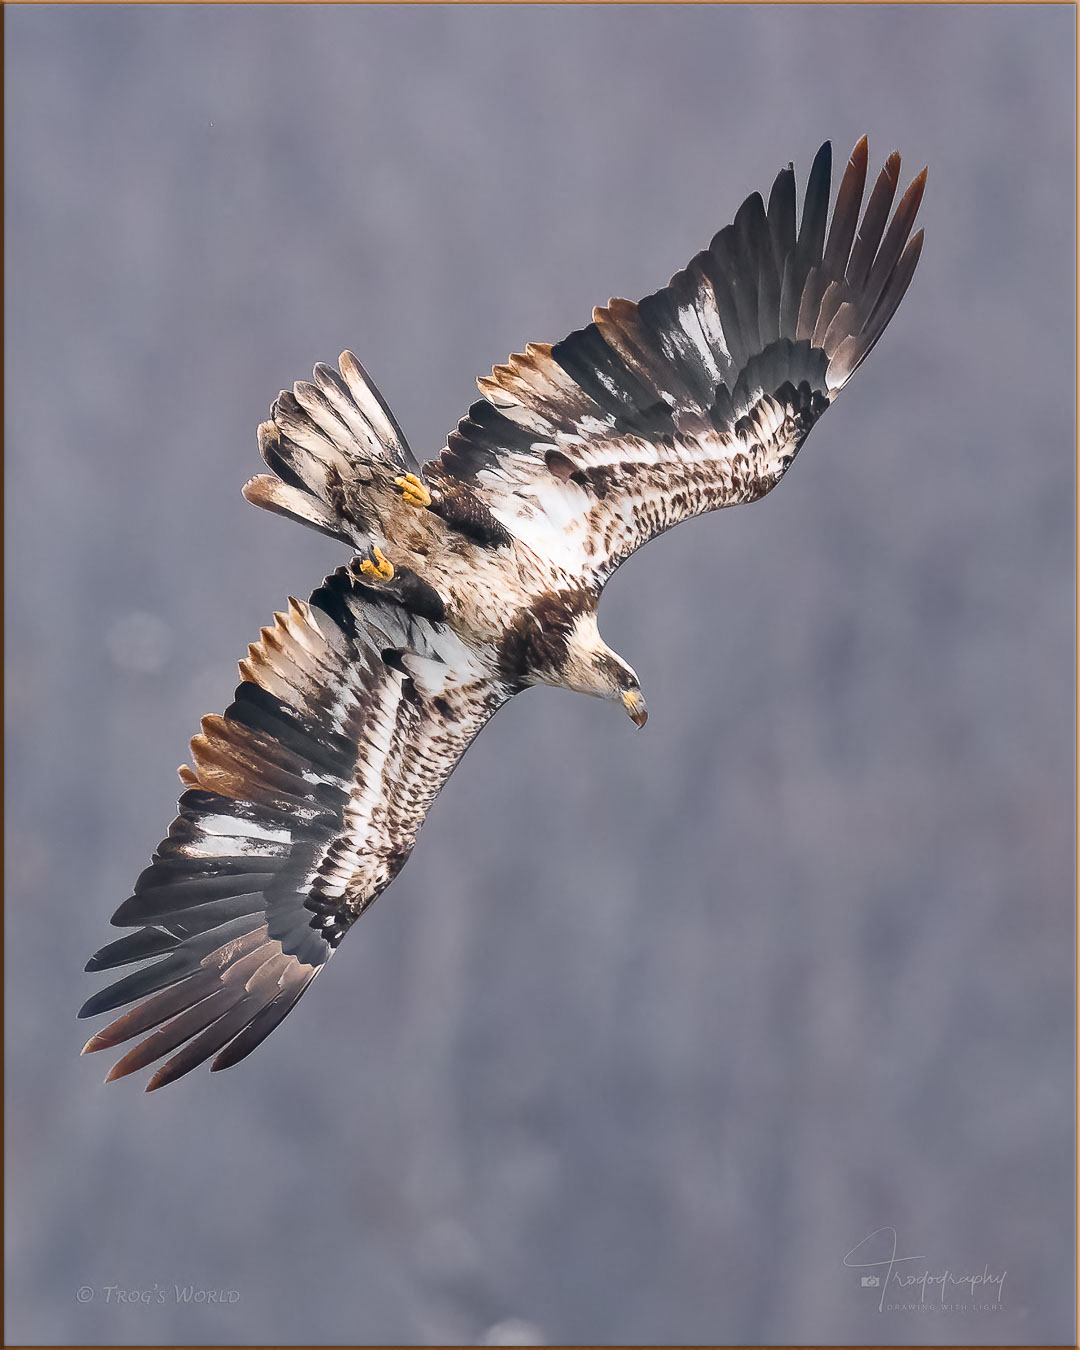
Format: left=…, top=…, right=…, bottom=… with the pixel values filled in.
left=81, top=138, right=925, bottom=1089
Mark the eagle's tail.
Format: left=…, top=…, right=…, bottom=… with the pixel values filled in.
left=242, top=351, right=419, bottom=549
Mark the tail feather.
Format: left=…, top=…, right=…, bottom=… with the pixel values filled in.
left=337, top=351, right=418, bottom=473
left=243, top=468, right=355, bottom=546
left=242, top=351, right=416, bottom=547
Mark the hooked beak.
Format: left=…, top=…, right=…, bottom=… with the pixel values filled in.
left=622, top=689, right=649, bottom=728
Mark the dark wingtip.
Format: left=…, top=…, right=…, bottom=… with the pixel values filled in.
left=905, top=169, right=928, bottom=221
left=144, top=1065, right=174, bottom=1092
left=109, top=894, right=143, bottom=927
left=805, top=141, right=833, bottom=202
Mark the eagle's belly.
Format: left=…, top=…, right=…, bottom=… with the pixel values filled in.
left=421, top=534, right=555, bottom=649
left=380, top=487, right=588, bottom=687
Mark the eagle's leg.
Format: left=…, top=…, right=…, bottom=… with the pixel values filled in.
left=358, top=544, right=395, bottom=581
left=348, top=554, right=447, bottom=623
left=394, top=473, right=432, bottom=509
left=395, top=471, right=512, bottom=549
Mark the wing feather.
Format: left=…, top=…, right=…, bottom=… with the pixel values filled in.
left=428, top=138, right=925, bottom=586
left=81, top=567, right=505, bottom=1087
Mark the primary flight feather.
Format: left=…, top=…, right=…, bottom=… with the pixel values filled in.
left=81, top=138, right=925, bottom=1088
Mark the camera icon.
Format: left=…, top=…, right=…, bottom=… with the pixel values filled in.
left=860, top=1276, right=880, bottom=1287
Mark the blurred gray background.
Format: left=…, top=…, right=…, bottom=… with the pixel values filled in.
left=6, top=4, right=1074, bottom=1346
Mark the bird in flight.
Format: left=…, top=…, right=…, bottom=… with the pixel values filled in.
left=81, top=138, right=925, bottom=1089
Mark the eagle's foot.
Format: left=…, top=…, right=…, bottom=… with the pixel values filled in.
left=358, top=544, right=395, bottom=581
left=394, top=473, right=432, bottom=510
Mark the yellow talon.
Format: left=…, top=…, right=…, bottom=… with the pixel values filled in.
left=359, top=544, right=395, bottom=581
left=395, top=473, right=432, bottom=509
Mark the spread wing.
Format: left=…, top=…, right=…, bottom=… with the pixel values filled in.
left=428, top=138, right=925, bottom=587
left=80, top=567, right=506, bottom=1089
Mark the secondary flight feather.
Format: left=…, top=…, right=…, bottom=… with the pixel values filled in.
left=81, top=138, right=926, bottom=1088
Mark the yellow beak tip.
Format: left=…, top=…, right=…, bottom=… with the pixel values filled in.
left=623, top=693, right=649, bottom=728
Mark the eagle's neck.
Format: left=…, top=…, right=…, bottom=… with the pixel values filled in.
left=496, top=592, right=637, bottom=705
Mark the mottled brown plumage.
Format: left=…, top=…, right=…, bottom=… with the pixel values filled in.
left=81, top=138, right=925, bottom=1087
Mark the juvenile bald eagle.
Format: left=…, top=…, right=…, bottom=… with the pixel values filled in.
left=81, top=138, right=925, bottom=1088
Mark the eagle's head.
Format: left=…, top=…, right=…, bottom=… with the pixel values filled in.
left=560, top=612, right=648, bottom=728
